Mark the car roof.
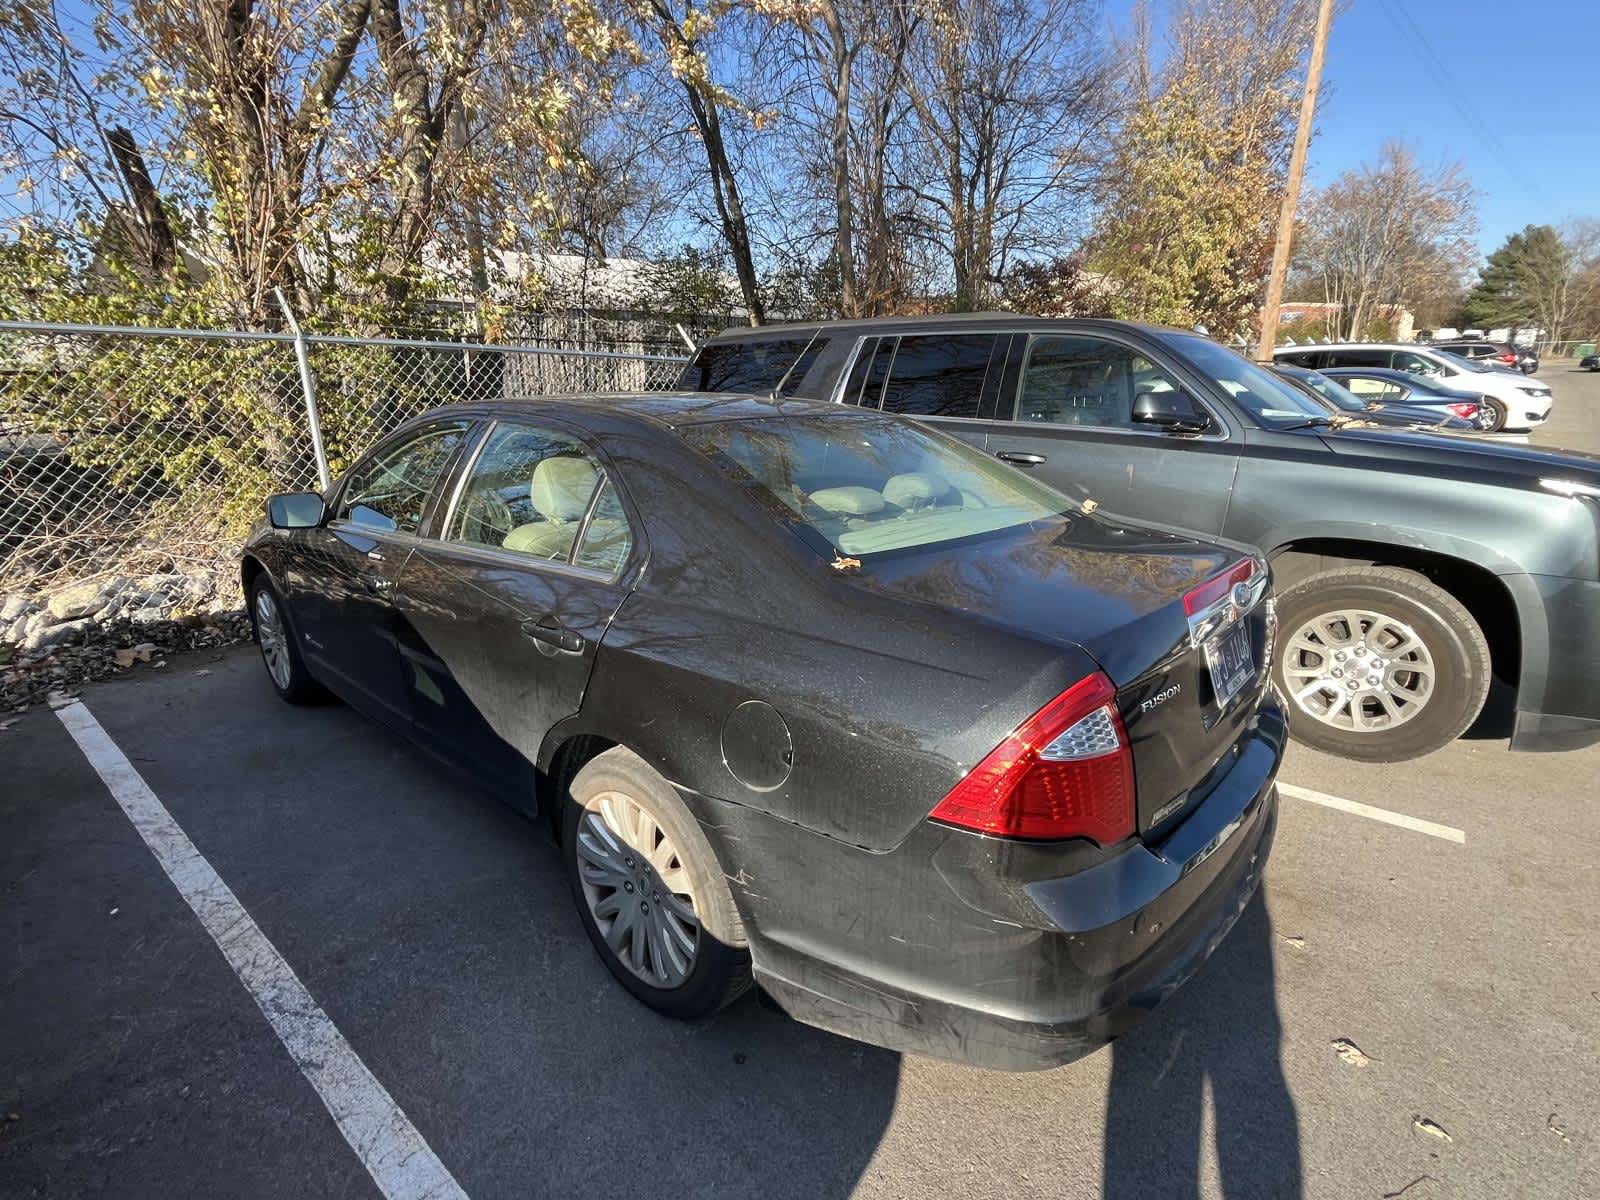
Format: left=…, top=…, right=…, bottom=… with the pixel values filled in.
left=407, top=390, right=869, bottom=432
left=703, top=313, right=1200, bottom=342
left=1278, top=342, right=1429, bottom=353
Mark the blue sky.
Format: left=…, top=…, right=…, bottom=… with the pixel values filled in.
left=1121, top=0, right=1600, bottom=253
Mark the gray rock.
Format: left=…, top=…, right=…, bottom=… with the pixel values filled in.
left=1, top=594, right=35, bottom=623
left=23, top=616, right=95, bottom=653
left=47, top=578, right=126, bottom=621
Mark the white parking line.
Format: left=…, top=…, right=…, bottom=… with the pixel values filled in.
left=54, top=700, right=469, bottom=1200
left=1279, top=781, right=1466, bottom=844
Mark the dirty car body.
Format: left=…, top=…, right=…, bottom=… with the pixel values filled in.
left=241, top=394, right=1284, bottom=1071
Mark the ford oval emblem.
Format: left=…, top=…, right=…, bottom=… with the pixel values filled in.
left=1231, top=581, right=1253, bottom=610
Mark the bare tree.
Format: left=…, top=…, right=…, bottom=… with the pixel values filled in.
left=1294, top=143, right=1477, bottom=341
left=900, top=0, right=1111, bottom=310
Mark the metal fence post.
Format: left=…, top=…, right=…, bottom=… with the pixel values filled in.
left=275, top=289, right=331, bottom=492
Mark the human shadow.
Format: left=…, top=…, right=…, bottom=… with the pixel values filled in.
left=1104, top=889, right=1301, bottom=1199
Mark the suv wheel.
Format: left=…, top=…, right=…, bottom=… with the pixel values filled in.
left=564, top=747, right=752, bottom=1019
left=1272, top=566, right=1490, bottom=762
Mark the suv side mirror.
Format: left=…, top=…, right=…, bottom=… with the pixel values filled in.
left=1131, top=389, right=1211, bottom=434
left=266, top=492, right=326, bottom=529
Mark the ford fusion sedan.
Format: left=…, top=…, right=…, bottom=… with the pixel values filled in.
left=242, top=394, right=1284, bottom=1071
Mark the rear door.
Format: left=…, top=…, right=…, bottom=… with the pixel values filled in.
left=985, top=332, right=1240, bottom=536
left=295, top=420, right=470, bottom=727
left=392, top=418, right=639, bottom=794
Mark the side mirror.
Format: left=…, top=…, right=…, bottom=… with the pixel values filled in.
left=266, top=492, right=326, bottom=529
left=1131, top=389, right=1211, bottom=434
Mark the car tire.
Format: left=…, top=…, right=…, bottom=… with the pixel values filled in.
left=1475, top=394, right=1507, bottom=433
left=1272, top=566, right=1490, bottom=763
left=564, top=746, right=752, bottom=1019
left=248, top=576, right=324, bottom=704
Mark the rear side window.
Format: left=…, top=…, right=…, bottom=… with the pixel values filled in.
left=1277, top=351, right=1325, bottom=368
left=1324, top=348, right=1390, bottom=368
left=676, top=337, right=828, bottom=394
left=843, top=337, right=895, bottom=407
left=879, top=334, right=998, bottom=419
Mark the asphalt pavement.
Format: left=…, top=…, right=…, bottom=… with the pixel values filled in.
left=3, top=363, right=1598, bottom=1200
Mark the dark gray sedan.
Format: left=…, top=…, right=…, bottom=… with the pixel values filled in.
left=242, top=394, right=1283, bottom=1070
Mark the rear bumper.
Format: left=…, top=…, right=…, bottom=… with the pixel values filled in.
left=740, top=695, right=1287, bottom=1071
left=1507, top=574, right=1600, bottom=752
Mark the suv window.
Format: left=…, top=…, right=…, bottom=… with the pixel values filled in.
left=337, top=422, right=468, bottom=533
left=843, top=337, right=895, bottom=407
left=677, top=337, right=828, bottom=394
left=1277, top=350, right=1326, bottom=368
left=1392, top=350, right=1444, bottom=377
left=447, top=421, right=629, bottom=569
left=1017, top=335, right=1184, bottom=429
left=879, top=334, right=998, bottom=418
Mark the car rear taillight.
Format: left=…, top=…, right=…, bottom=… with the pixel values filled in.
left=1499, top=352, right=1517, bottom=363
left=1182, top=557, right=1261, bottom=618
left=928, top=671, right=1134, bottom=844
left=1446, top=401, right=1478, bottom=419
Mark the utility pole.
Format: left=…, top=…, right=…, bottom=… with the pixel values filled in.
left=1256, top=0, right=1335, bottom=361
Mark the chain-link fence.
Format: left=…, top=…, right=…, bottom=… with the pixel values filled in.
left=0, top=319, right=686, bottom=659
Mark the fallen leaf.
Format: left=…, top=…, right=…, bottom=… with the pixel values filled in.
left=1547, top=1113, right=1568, bottom=1141
left=1280, top=934, right=1306, bottom=949
left=1413, top=1116, right=1452, bottom=1143
left=1081, top=498, right=1100, bottom=514
left=1331, top=1037, right=1374, bottom=1067
left=113, top=648, right=137, bottom=668
left=0, top=718, right=17, bottom=732
left=193, top=668, right=212, bottom=677
left=45, top=690, right=78, bottom=709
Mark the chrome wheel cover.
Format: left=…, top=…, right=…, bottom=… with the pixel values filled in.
left=1283, top=608, right=1435, bottom=733
left=254, top=589, right=292, bottom=691
left=576, top=791, right=700, bottom=989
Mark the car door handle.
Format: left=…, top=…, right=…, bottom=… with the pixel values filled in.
left=521, top=617, right=585, bottom=654
left=996, top=451, right=1046, bottom=466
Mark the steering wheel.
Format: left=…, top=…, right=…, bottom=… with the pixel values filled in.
left=457, top=489, right=517, bottom=546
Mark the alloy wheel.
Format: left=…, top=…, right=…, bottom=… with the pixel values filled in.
left=1283, top=608, right=1435, bottom=733
left=575, top=791, right=701, bottom=988
left=255, top=589, right=292, bottom=691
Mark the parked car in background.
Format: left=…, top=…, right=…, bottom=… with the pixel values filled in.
left=242, top=393, right=1285, bottom=1071
left=1315, top=367, right=1497, bottom=431
left=1580, top=352, right=1599, bottom=372
left=1514, top=345, right=1540, bottom=374
left=681, top=316, right=1600, bottom=762
left=1271, top=364, right=1479, bottom=430
left=1430, top=338, right=1523, bottom=371
left=1271, top=343, right=1553, bottom=432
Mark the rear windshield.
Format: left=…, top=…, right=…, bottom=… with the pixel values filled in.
left=683, top=415, right=1069, bottom=558
left=675, top=337, right=828, bottom=394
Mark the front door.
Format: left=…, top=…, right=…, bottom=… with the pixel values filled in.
left=299, top=420, right=470, bottom=726
left=985, top=332, right=1241, bottom=537
left=392, top=420, right=638, bottom=798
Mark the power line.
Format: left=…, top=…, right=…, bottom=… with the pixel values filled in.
left=1374, top=0, right=1543, bottom=209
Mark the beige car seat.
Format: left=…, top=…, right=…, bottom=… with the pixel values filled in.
left=503, top=456, right=599, bottom=559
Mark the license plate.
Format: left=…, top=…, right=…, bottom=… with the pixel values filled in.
left=1205, top=621, right=1255, bottom=708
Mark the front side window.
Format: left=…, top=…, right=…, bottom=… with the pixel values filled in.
left=879, top=334, right=998, bottom=419
left=676, top=337, right=827, bottom=394
left=448, top=422, right=630, bottom=569
left=337, top=423, right=468, bottom=533
left=684, top=414, right=1070, bottom=558
left=1324, top=349, right=1390, bottom=368
left=1018, top=335, right=1186, bottom=429
left=1393, top=351, right=1445, bottom=377
left=1168, top=334, right=1327, bottom=428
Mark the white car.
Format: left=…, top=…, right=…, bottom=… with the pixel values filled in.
left=1271, top=343, right=1553, bottom=433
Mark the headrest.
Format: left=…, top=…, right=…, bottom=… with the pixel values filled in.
left=883, top=472, right=948, bottom=509
left=530, top=456, right=599, bottom=520
left=808, top=486, right=885, bottom=516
